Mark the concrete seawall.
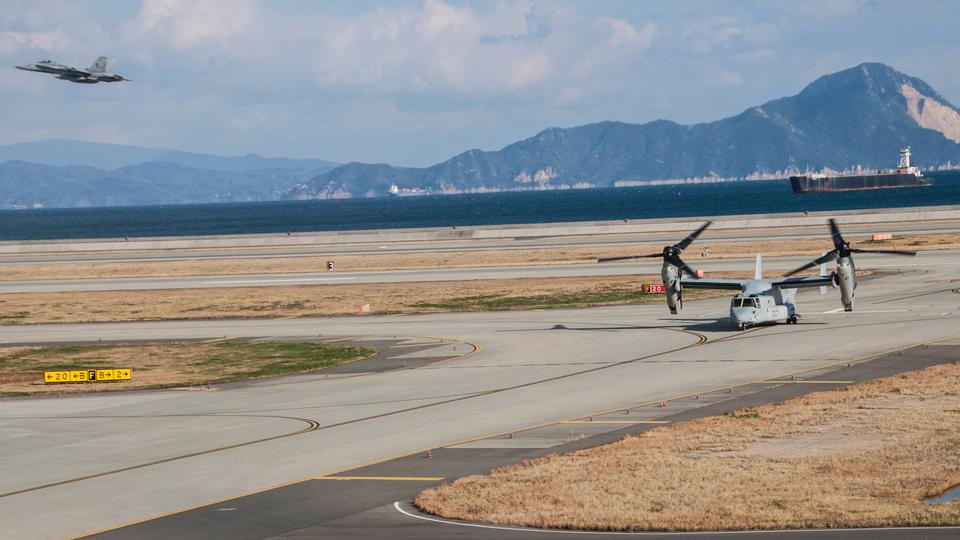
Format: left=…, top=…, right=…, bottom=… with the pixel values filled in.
left=2, top=205, right=958, bottom=254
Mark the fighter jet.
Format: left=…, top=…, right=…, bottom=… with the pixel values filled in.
left=16, top=57, right=128, bottom=84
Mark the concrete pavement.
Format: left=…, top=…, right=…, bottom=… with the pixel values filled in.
left=0, top=220, right=957, bottom=266
left=1, top=252, right=958, bottom=538
left=0, top=250, right=947, bottom=293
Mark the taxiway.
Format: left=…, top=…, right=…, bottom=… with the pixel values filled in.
left=0, top=250, right=958, bottom=538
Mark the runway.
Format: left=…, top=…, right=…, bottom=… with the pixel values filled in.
left=0, top=251, right=948, bottom=293
left=1, top=252, right=958, bottom=538
left=0, top=219, right=957, bottom=265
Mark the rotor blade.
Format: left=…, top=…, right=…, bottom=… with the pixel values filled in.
left=828, top=218, right=845, bottom=250
left=672, top=256, right=700, bottom=278
left=850, top=248, right=917, bottom=256
left=784, top=251, right=838, bottom=277
left=597, top=253, right=661, bottom=263
left=675, top=221, right=712, bottom=252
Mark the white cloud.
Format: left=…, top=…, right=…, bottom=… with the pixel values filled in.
left=121, top=0, right=256, bottom=50
left=3, top=0, right=958, bottom=167
left=302, top=0, right=658, bottom=100
left=736, top=48, right=778, bottom=64
left=596, top=17, right=657, bottom=54
left=704, top=69, right=743, bottom=87
left=0, top=30, right=68, bottom=54
left=682, top=16, right=742, bottom=54
left=0, top=1, right=109, bottom=59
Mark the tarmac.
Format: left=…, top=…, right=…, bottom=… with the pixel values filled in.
left=0, top=219, right=956, bottom=266
left=0, top=248, right=958, bottom=538
left=1, top=204, right=958, bottom=257
left=88, top=346, right=960, bottom=540
left=0, top=214, right=959, bottom=538
left=0, top=251, right=948, bottom=293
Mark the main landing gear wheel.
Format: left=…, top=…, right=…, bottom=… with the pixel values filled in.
left=737, top=324, right=745, bottom=331
left=787, top=316, right=798, bottom=324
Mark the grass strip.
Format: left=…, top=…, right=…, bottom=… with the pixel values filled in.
left=0, top=341, right=373, bottom=395
left=416, top=362, right=960, bottom=531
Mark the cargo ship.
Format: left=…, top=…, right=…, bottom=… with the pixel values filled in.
left=790, top=147, right=930, bottom=193
left=388, top=183, right=431, bottom=197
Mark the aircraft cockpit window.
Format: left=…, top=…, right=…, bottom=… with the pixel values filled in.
left=733, top=297, right=758, bottom=308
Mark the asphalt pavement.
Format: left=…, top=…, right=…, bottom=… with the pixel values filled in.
left=1, top=256, right=958, bottom=538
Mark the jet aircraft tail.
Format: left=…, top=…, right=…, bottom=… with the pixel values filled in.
left=89, top=56, right=111, bottom=73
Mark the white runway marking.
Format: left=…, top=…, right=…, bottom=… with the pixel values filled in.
left=202, top=277, right=356, bottom=284
left=821, top=308, right=908, bottom=314
left=392, top=502, right=960, bottom=536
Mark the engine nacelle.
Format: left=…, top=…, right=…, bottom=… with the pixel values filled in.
left=836, top=256, right=857, bottom=311
left=661, top=262, right=681, bottom=314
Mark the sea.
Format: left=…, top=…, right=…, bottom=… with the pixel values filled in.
left=1, top=171, right=958, bottom=241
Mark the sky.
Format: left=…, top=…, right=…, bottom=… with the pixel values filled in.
left=2, top=0, right=959, bottom=167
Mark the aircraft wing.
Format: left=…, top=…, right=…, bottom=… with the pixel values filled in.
left=680, top=278, right=745, bottom=291
left=61, top=66, right=90, bottom=76
left=771, top=276, right=834, bottom=289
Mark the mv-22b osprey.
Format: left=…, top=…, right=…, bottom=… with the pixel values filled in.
left=599, top=219, right=915, bottom=330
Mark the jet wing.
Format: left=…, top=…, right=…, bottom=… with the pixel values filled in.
left=61, top=66, right=90, bottom=76
left=680, top=278, right=745, bottom=291
left=771, top=276, right=834, bottom=289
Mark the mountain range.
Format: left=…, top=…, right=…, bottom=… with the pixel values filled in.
left=0, top=139, right=337, bottom=172
left=3, top=62, right=960, bottom=208
left=0, top=142, right=337, bottom=208
left=289, top=63, right=960, bottom=199
left=0, top=160, right=335, bottom=208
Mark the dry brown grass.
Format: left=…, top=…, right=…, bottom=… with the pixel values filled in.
left=0, top=275, right=733, bottom=325
left=0, top=341, right=372, bottom=395
left=1, top=234, right=954, bottom=281
left=416, top=361, right=960, bottom=531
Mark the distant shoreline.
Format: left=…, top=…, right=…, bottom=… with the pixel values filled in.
left=0, top=171, right=957, bottom=242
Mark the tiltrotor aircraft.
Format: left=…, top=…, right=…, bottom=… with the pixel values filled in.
left=16, top=57, right=128, bottom=84
left=599, top=219, right=916, bottom=330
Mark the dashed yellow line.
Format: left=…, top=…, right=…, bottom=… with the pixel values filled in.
left=321, top=336, right=361, bottom=343
left=315, top=476, right=444, bottom=481
left=70, top=338, right=908, bottom=540
left=199, top=336, right=234, bottom=343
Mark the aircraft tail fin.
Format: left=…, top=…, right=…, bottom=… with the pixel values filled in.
left=89, top=56, right=111, bottom=73
left=754, top=254, right=762, bottom=280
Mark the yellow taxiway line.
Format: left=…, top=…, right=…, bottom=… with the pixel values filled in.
left=199, top=336, right=234, bottom=343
